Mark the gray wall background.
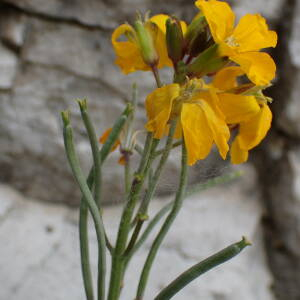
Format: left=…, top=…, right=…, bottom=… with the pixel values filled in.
left=0, top=0, right=300, bottom=299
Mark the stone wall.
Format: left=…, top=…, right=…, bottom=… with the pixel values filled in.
left=0, top=0, right=283, bottom=206
left=1, top=0, right=300, bottom=299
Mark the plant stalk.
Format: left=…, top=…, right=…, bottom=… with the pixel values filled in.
left=154, top=237, right=251, bottom=300
left=136, top=142, right=188, bottom=299
left=62, top=113, right=106, bottom=300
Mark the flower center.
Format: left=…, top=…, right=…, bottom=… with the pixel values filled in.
left=225, top=36, right=239, bottom=47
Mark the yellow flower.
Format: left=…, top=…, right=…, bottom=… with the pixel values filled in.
left=195, top=0, right=277, bottom=86
left=145, top=80, right=230, bottom=165
left=212, top=67, right=273, bottom=164
left=230, top=104, right=272, bottom=164
left=112, top=15, right=186, bottom=74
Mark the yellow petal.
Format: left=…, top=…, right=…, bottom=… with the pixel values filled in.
left=218, top=93, right=260, bottom=124
left=195, top=0, right=235, bottom=43
left=192, top=89, right=230, bottom=159
left=230, top=52, right=276, bottom=86
left=238, top=104, right=272, bottom=150
left=150, top=14, right=187, bottom=34
left=201, top=98, right=229, bottom=160
left=233, top=14, right=277, bottom=52
left=145, top=84, right=180, bottom=139
left=231, top=137, right=249, bottom=164
left=111, top=24, right=149, bottom=74
left=150, top=14, right=169, bottom=33
left=154, top=27, right=173, bottom=68
left=212, top=66, right=244, bottom=91
left=149, top=14, right=187, bottom=68
left=181, top=103, right=213, bottom=165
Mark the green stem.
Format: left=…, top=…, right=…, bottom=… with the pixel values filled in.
left=108, top=133, right=158, bottom=300
left=79, top=201, right=94, bottom=300
left=127, top=120, right=177, bottom=256
left=124, top=157, right=131, bottom=195
left=154, top=140, right=182, bottom=157
left=78, top=99, right=102, bottom=207
left=185, top=170, right=243, bottom=198
left=101, top=104, right=133, bottom=162
left=62, top=112, right=106, bottom=300
left=74, top=105, right=130, bottom=300
left=79, top=166, right=96, bottom=300
left=154, top=237, right=251, bottom=300
left=151, top=66, right=162, bottom=88
left=124, top=201, right=173, bottom=266
left=126, top=171, right=243, bottom=265
left=134, top=144, right=144, bottom=156
left=136, top=142, right=188, bottom=299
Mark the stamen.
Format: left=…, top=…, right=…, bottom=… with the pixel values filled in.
left=225, top=36, right=239, bottom=47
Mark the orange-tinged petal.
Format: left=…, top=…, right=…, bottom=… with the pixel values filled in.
left=218, top=93, right=260, bottom=124
left=112, top=24, right=149, bottom=74
left=231, top=137, right=249, bottom=164
left=238, top=103, right=272, bottom=150
left=145, top=84, right=180, bottom=139
left=118, top=155, right=126, bottom=165
left=212, top=66, right=244, bottom=91
left=230, top=52, right=276, bottom=86
left=233, top=14, right=277, bottom=52
left=181, top=103, right=213, bottom=165
left=99, top=128, right=120, bottom=151
left=195, top=0, right=235, bottom=43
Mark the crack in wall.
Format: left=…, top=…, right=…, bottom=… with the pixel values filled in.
left=19, top=60, right=129, bottom=103
left=0, top=1, right=112, bottom=32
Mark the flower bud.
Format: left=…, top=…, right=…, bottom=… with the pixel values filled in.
left=134, top=20, right=158, bottom=67
left=185, top=13, right=212, bottom=57
left=166, top=16, right=184, bottom=64
left=187, top=44, right=228, bottom=77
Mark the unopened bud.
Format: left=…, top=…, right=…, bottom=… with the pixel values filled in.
left=187, top=44, right=228, bottom=77
left=185, top=14, right=212, bottom=57
left=166, top=17, right=184, bottom=64
left=134, top=20, right=158, bottom=67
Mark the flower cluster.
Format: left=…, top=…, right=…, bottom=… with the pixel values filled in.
left=111, top=0, right=277, bottom=165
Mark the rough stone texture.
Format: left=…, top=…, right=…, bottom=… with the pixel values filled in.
left=0, top=5, right=26, bottom=50
left=0, top=0, right=196, bottom=29
left=0, top=43, right=17, bottom=89
left=0, top=165, right=275, bottom=300
left=0, top=0, right=285, bottom=206
left=277, top=0, right=300, bottom=138
left=1, top=0, right=300, bottom=299
left=232, top=0, right=283, bottom=21
left=252, top=0, right=300, bottom=299
left=0, top=62, right=127, bottom=205
left=0, top=1, right=216, bottom=205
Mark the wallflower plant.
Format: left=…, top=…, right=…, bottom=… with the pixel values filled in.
left=62, top=1, right=276, bottom=299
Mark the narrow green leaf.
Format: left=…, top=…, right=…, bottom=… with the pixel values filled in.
left=154, top=237, right=251, bottom=300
